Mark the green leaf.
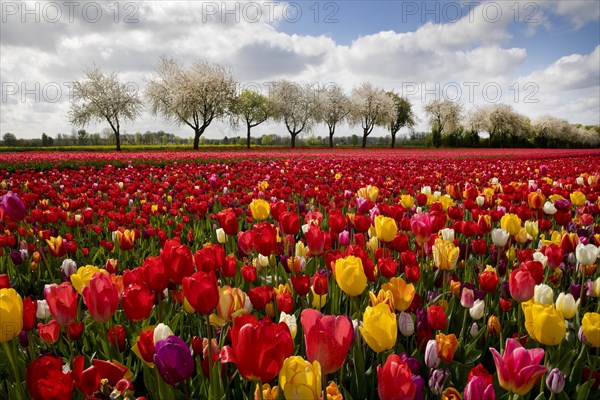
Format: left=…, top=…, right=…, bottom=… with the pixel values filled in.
left=575, top=379, right=595, bottom=400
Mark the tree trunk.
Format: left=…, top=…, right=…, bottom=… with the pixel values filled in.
left=329, top=128, right=335, bottom=148
left=193, top=128, right=201, bottom=150
left=115, top=131, right=121, bottom=151
left=291, top=133, right=296, bottom=148
left=391, top=132, right=396, bottom=148
left=247, top=123, right=252, bottom=149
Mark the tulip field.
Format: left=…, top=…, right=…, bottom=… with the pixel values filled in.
left=1, top=147, right=600, bottom=400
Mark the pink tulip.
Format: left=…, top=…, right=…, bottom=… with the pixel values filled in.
left=490, top=338, right=548, bottom=396
left=300, top=309, right=353, bottom=375
left=410, top=213, right=432, bottom=245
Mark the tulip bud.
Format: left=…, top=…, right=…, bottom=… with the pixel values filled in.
left=441, top=228, right=455, bottom=242
left=428, top=368, right=449, bottom=395
left=534, top=284, right=554, bottom=305
left=469, top=322, right=479, bottom=337
left=339, top=230, right=350, bottom=246
left=491, top=228, right=510, bottom=247
left=216, top=228, right=226, bottom=244
left=546, top=368, right=565, bottom=393
left=461, top=288, right=475, bottom=308
left=543, top=201, right=557, bottom=215
left=425, top=339, right=440, bottom=368
left=476, top=196, right=485, bottom=207
left=279, top=311, right=297, bottom=340
left=36, top=299, right=51, bottom=319
left=555, top=292, right=579, bottom=319
left=487, top=316, right=501, bottom=337
left=469, top=299, right=485, bottom=320
left=398, top=312, right=415, bottom=337
left=154, top=323, right=174, bottom=343
left=60, top=259, right=77, bottom=280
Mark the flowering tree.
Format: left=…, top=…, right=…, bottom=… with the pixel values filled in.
left=424, top=99, right=462, bottom=148
left=69, top=67, right=142, bottom=151
left=145, top=56, right=237, bottom=150
left=386, top=92, right=416, bottom=148
left=269, top=80, right=318, bottom=148
left=230, top=90, right=271, bottom=149
left=314, top=83, right=350, bottom=148
left=349, top=82, right=394, bottom=148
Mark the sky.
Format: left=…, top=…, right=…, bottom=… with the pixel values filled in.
left=1, top=0, right=599, bottom=140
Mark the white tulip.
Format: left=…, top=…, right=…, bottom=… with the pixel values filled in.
left=469, top=299, right=485, bottom=320
left=441, top=228, right=455, bottom=242
left=543, top=201, right=557, bottom=215
left=153, top=323, right=174, bottom=343
left=555, top=292, right=579, bottom=319
left=534, top=284, right=554, bottom=305
left=279, top=312, right=297, bottom=339
left=491, top=228, right=510, bottom=247
left=576, top=243, right=598, bottom=265
left=216, top=228, right=226, bottom=244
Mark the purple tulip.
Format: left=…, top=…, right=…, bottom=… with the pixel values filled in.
left=0, top=191, right=26, bottom=221
left=154, top=336, right=195, bottom=386
left=412, top=374, right=425, bottom=400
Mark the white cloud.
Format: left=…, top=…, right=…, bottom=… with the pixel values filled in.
left=0, top=1, right=598, bottom=139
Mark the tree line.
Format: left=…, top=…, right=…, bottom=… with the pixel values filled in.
left=5, top=56, right=599, bottom=150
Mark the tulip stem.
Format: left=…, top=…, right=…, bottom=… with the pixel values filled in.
left=205, top=313, right=213, bottom=382
left=1, top=340, right=26, bottom=400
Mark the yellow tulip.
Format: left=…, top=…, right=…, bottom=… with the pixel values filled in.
left=438, top=195, right=455, bottom=211
left=279, top=356, right=321, bottom=400
left=254, top=384, right=279, bottom=400
left=400, top=194, right=415, bottom=209
left=381, top=277, right=415, bottom=312
left=311, top=288, right=327, bottom=309
left=522, top=300, right=565, bottom=346
left=357, top=185, right=379, bottom=202
left=525, top=221, right=539, bottom=239
left=570, top=191, right=586, bottom=206
left=500, top=213, right=522, bottom=236
left=334, top=256, right=367, bottom=297
left=359, top=303, right=397, bottom=353
left=0, top=288, right=23, bottom=343
left=70, top=265, right=107, bottom=294
left=250, top=199, right=270, bottom=221
left=582, top=312, right=600, bottom=347
left=432, top=238, right=459, bottom=270
left=369, top=289, right=395, bottom=313
left=374, top=215, right=398, bottom=242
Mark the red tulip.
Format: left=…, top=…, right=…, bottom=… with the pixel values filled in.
left=38, top=320, right=60, bottom=344
left=328, top=211, right=345, bottom=234
left=237, top=231, right=254, bottom=255
left=478, top=268, right=499, bottom=293
left=162, top=239, right=194, bottom=284
left=247, top=285, right=274, bottom=310
left=122, top=284, right=155, bottom=322
left=72, top=356, right=129, bottom=397
left=218, top=208, right=238, bottom=236
left=220, top=314, right=294, bottom=382
left=378, top=257, right=398, bottom=279
left=136, top=330, right=156, bottom=364
left=252, top=222, right=277, bottom=256
left=45, top=282, right=78, bottom=327
left=312, top=272, right=328, bottom=295
left=108, top=325, right=127, bottom=352
left=241, top=264, right=257, bottom=283
left=300, top=309, right=353, bottom=374
left=0, top=273, right=11, bottom=289
left=377, top=354, right=417, bottom=400
left=194, top=244, right=225, bottom=273
left=279, top=211, right=300, bottom=235
left=291, top=274, right=311, bottom=296
left=222, top=254, right=237, bottom=278
left=183, top=271, right=219, bottom=314
left=82, top=272, right=119, bottom=323
left=22, top=296, right=37, bottom=331
left=142, top=256, right=168, bottom=293
left=68, top=321, right=85, bottom=340
left=509, top=267, right=535, bottom=302
left=26, top=355, right=74, bottom=400
left=427, top=305, right=447, bottom=330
